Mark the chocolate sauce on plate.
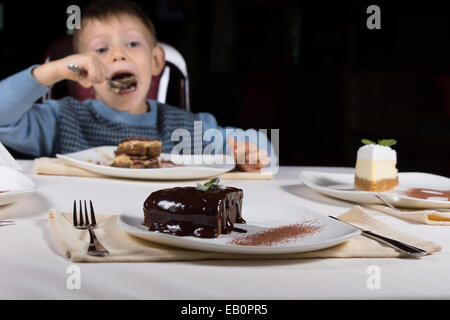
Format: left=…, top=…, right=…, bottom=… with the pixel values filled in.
left=160, top=160, right=180, bottom=168
left=402, top=188, right=450, bottom=201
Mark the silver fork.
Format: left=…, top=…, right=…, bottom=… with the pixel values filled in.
left=73, top=200, right=109, bottom=256
left=375, top=193, right=450, bottom=212
left=67, top=64, right=125, bottom=90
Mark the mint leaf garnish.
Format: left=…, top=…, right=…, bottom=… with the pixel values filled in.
left=204, top=176, right=220, bottom=188
left=361, top=139, right=376, bottom=145
left=196, top=183, right=209, bottom=191
left=196, top=176, right=223, bottom=192
left=361, top=138, right=397, bottom=147
left=377, top=139, right=397, bottom=147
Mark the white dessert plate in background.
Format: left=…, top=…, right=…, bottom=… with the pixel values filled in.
left=117, top=204, right=360, bottom=255
left=300, top=171, right=450, bottom=209
left=56, top=146, right=235, bottom=180
left=0, top=167, right=37, bottom=206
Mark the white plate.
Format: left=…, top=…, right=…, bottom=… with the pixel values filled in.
left=56, top=146, right=235, bottom=180
left=300, top=171, right=450, bottom=209
left=117, top=205, right=360, bottom=255
left=0, top=167, right=37, bottom=206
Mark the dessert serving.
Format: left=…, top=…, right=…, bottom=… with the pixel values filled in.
left=354, top=139, right=399, bottom=192
left=111, top=137, right=162, bottom=168
left=143, top=177, right=246, bottom=238
left=110, top=73, right=138, bottom=94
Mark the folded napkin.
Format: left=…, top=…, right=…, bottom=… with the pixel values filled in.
left=35, top=157, right=273, bottom=180
left=0, top=142, right=23, bottom=171
left=35, top=157, right=102, bottom=177
left=48, top=206, right=441, bottom=263
left=365, top=204, right=450, bottom=225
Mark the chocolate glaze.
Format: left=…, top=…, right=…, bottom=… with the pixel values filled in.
left=143, top=186, right=245, bottom=238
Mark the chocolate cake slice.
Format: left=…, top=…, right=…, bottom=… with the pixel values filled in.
left=143, top=180, right=245, bottom=238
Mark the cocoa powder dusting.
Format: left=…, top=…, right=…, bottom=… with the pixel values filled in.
left=229, top=221, right=323, bottom=246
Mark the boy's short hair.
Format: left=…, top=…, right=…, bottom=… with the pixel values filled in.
left=73, top=0, right=157, bottom=52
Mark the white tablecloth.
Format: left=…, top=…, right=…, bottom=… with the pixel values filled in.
left=1, top=161, right=449, bottom=299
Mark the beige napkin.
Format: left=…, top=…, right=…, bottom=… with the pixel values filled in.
left=366, top=204, right=450, bottom=225
left=34, top=157, right=273, bottom=180
left=48, top=206, right=441, bottom=263
left=35, top=157, right=103, bottom=177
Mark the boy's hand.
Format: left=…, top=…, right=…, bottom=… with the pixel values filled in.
left=32, top=53, right=108, bottom=88
left=227, top=137, right=271, bottom=172
left=59, top=53, right=108, bottom=88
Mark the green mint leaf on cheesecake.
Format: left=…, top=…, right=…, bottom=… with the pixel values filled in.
left=361, top=139, right=376, bottom=145
left=196, top=176, right=223, bottom=191
left=361, top=138, right=397, bottom=147
left=377, top=139, right=397, bottom=147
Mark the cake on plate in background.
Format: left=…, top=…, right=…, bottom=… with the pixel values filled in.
left=111, top=137, right=162, bottom=168
left=354, top=139, right=399, bottom=192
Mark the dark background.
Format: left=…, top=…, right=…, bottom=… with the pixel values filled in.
left=1, top=0, right=449, bottom=176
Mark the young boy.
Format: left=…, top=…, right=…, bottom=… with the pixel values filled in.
left=0, top=0, right=276, bottom=172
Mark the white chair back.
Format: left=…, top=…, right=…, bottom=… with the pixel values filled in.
left=157, top=42, right=190, bottom=111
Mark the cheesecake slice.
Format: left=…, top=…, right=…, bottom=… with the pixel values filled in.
left=354, top=144, right=399, bottom=192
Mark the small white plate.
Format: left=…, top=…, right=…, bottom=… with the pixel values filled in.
left=300, top=171, right=450, bottom=209
left=57, top=146, right=235, bottom=180
left=117, top=205, right=360, bottom=255
left=0, top=167, right=37, bottom=206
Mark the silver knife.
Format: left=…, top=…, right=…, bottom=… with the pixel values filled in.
left=329, top=216, right=428, bottom=258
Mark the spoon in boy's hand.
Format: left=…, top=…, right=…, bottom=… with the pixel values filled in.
left=67, top=64, right=125, bottom=90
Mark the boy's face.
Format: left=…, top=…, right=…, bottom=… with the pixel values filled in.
left=78, top=14, right=164, bottom=113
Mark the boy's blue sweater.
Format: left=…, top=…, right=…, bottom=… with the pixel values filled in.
left=0, top=66, right=277, bottom=165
